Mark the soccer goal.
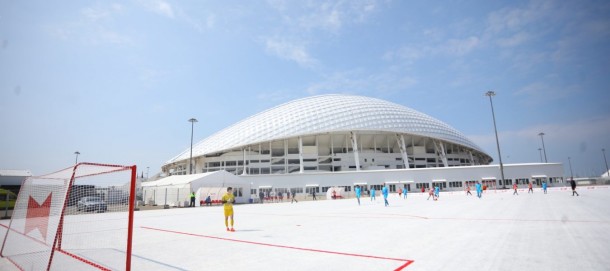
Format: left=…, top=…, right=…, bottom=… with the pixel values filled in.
left=1, top=162, right=136, bottom=271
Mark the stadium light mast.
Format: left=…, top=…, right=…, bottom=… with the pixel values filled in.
left=568, top=156, right=574, bottom=180
left=74, top=151, right=80, bottom=164
left=603, top=148, right=609, bottom=177
left=538, top=132, right=548, bottom=163
left=485, top=91, right=506, bottom=189
left=188, top=118, right=198, bottom=174
left=538, top=148, right=543, bottom=163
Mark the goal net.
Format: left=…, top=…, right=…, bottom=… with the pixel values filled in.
left=1, top=162, right=136, bottom=271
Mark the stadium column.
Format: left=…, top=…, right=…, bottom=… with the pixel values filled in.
left=469, top=151, right=475, bottom=166
left=396, top=134, right=410, bottom=169
left=439, top=141, right=448, bottom=167
left=298, top=136, right=304, bottom=173
left=242, top=148, right=248, bottom=175
left=434, top=140, right=449, bottom=167
left=350, top=131, right=361, bottom=171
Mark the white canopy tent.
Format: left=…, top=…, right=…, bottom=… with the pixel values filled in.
left=141, top=170, right=248, bottom=207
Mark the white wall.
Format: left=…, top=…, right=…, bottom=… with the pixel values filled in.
left=240, top=163, right=564, bottom=193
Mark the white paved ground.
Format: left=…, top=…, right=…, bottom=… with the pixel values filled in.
left=1, top=186, right=609, bottom=271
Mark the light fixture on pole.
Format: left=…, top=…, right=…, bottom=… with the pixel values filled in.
left=538, top=132, right=548, bottom=163
left=188, top=118, right=198, bottom=174
left=568, top=156, right=574, bottom=180
left=74, top=151, right=80, bottom=164
left=485, top=91, right=506, bottom=189
left=538, top=148, right=543, bottom=163
left=603, top=148, right=609, bottom=177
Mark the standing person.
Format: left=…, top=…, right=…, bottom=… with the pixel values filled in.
left=403, top=185, right=408, bottom=199
left=382, top=184, right=389, bottom=207
left=466, top=185, right=472, bottom=196
left=528, top=182, right=534, bottom=194
left=398, top=187, right=402, bottom=198
left=570, top=179, right=579, bottom=196
left=513, top=183, right=519, bottom=195
left=475, top=182, right=482, bottom=198
left=542, top=181, right=548, bottom=194
left=279, top=191, right=283, bottom=202
left=270, top=190, right=276, bottom=202
left=355, top=185, right=361, bottom=205
left=221, top=187, right=236, bottom=232
left=370, top=187, right=376, bottom=201
left=291, top=190, right=298, bottom=203
left=190, top=191, right=196, bottom=207
left=311, top=189, right=317, bottom=200
left=434, top=185, right=440, bottom=199
left=259, top=191, right=264, bottom=204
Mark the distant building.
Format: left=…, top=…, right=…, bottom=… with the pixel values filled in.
left=161, top=95, right=564, bottom=196
left=0, top=169, right=32, bottom=193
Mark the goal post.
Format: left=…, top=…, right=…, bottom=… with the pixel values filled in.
left=1, top=162, right=136, bottom=271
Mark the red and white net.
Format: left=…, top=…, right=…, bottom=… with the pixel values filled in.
left=1, top=162, right=136, bottom=271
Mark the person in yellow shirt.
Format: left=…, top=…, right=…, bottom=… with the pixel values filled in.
left=221, top=187, right=235, bottom=231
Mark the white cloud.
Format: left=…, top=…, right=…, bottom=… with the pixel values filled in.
left=265, top=38, right=317, bottom=68
left=384, top=35, right=480, bottom=63
left=496, top=31, right=529, bottom=47
left=268, top=0, right=381, bottom=33
left=46, top=4, right=132, bottom=46
left=140, top=0, right=175, bottom=18
left=305, top=68, right=417, bottom=96
left=467, top=116, right=610, bottom=165
left=81, top=7, right=111, bottom=22
left=514, top=81, right=582, bottom=106
left=92, top=26, right=133, bottom=45
left=442, top=36, right=480, bottom=56
left=485, top=0, right=552, bottom=34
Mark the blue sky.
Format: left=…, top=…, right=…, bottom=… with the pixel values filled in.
left=1, top=0, right=609, bottom=177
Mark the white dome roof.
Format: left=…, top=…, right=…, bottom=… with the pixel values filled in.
left=166, top=94, right=489, bottom=164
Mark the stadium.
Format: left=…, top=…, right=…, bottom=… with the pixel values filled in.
left=153, top=95, right=564, bottom=203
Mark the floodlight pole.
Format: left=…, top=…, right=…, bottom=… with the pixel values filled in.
left=538, top=132, right=548, bottom=163
left=568, top=156, right=574, bottom=179
left=485, top=91, right=506, bottom=189
left=603, top=148, right=609, bottom=177
left=188, top=118, right=198, bottom=174
left=538, top=148, right=543, bottom=163
left=74, top=151, right=80, bottom=164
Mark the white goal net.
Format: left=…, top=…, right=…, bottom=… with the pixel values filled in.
left=1, top=162, right=136, bottom=271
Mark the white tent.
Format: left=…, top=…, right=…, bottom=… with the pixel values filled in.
left=141, top=171, right=248, bottom=207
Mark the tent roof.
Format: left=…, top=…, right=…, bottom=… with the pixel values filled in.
left=141, top=171, right=241, bottom=187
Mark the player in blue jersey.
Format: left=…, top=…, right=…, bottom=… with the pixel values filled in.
left=542, top=181, right=547, bottom=194
left=382, top=184, right=389, bottom=206
left=475, top=182, right=482, bottom=198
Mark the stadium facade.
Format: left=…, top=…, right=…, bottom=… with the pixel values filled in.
left=161, top=94, right=564, bottom=197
